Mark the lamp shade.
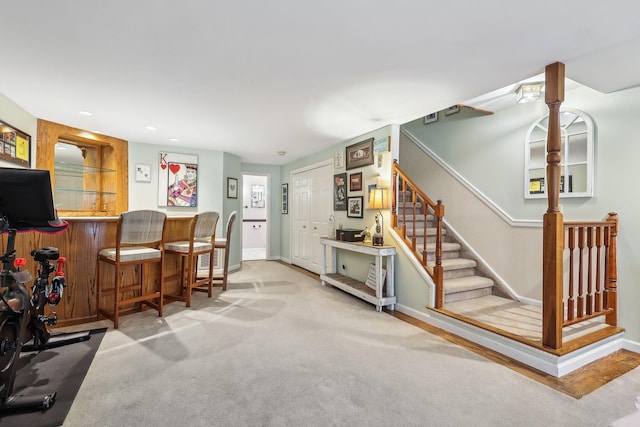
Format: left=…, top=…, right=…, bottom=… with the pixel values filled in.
left=368, top=187, right=390, bottom=210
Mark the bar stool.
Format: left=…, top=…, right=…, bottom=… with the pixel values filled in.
left=164, top=211, right=219, bottom=307
left=96, top=210, right=167, bottom=329
left=212, top=211, right=237, bottom=290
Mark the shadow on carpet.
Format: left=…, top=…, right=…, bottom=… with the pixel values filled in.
left=1, top=328, right=106, bottom=427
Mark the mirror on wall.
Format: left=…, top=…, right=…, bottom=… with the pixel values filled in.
left=524, top=109, right=594, bottom=199
left=53, top=140, right=109, bottom=211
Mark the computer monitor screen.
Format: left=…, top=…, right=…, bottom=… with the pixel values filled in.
left=0, top=167, right=56, bottom=228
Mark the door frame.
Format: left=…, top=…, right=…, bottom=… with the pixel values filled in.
left=242, top=172, right=271, bottom=261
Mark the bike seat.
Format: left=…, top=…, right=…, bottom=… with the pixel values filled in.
left=31, top=247, right=60, bottom=262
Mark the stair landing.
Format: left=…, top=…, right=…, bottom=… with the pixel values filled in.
left=440, top=295, right=622, bottom=353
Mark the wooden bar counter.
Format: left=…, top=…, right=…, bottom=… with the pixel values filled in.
left=0, top=216, right=193, bottom=327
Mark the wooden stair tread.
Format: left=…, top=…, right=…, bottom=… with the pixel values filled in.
left=444, top=275, right=494, bottom=294
left=431, top=258, right=476, bottom=270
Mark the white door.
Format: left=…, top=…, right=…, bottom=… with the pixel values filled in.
left=308, top=165, right=333, bottom=272
left=291, top=162, right=332, bottom=273
left=292, top=173, right=310, bottom=269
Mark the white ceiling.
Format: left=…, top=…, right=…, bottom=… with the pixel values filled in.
left=2, top=1, right=640, bottom=165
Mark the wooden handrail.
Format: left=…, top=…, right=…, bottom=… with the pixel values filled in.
left=391, top=160, right=445, bottom=307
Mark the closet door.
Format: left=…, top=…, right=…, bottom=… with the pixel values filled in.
left=291, top=163, right=332, bottom=274
left=291, top=172, right=311, bottom=269
left=308, top=164, right=333, bottom=273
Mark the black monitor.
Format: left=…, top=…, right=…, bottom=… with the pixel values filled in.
left=0, top=167, right=56, bottom=229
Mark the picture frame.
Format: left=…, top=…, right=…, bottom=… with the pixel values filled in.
left=345, top=137, right=374, bottom=170
left=135, top=163, right=151, bottom=182
left=424, top=112, right=438, bottom=124
left=334, top=173, right=347, bottom=211
left=347, top=196, right=363, bottom=218
left=373, top=136, right=390, bottom=154
left=158, top=152, right=198, bottom=207
left=0, top=119, right=31, bottom=167
left=281, top=183, right=288, bottom=214
left=349, top=172, right=362, bottom=192
left=227, top=177, right=238, bottom=199
left=444, top=105, right=460, bottom=116
left=334, top=151, right=344, bottom=169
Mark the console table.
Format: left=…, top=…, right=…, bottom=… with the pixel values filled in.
left=320, top=238, right=396, bottom=312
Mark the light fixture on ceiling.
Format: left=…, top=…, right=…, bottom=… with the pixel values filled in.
left=515, top=83, right=544, bottom=104
left=145, top=125, right=157, bottom=131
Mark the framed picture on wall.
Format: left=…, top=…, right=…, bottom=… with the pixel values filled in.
left=227, top=177, right=238, bottom=199
left=334, top=173, right=347, bottom=211
left=347, top=196, right=363, bottom=218
left=135, top=163, right=151, bottom=182
left=349, top=172, right=362, bottom=192
left=345, top=138, right=374, bottom=170
left=281, top=183, right=288, bottom=214
left=424, top=112, right=438, bottom=124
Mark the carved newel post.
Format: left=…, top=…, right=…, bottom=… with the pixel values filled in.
left=542, top=62, right=565, bottom=349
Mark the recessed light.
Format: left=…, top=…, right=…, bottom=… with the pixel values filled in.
left=169, top=138, right=180, bottom=142
left=79, top=111, right=93, bottom=116
left=146, top=126, right=157, bottom=131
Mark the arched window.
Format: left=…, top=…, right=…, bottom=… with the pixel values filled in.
left=524, top=108, right=594, bottom=199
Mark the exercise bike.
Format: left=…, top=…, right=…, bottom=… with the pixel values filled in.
left=0, top=167, right=90, bottom=411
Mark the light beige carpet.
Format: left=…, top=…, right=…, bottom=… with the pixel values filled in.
left=60, top=261, right=640, bottom=426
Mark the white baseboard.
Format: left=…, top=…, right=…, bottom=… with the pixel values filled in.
left=395, top=303, right=625, bottom=378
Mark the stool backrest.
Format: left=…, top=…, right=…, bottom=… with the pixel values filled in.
left=193, top=211, right=220, bottom=240
left=119, top=210, right=167, bottom=245
left=225, top=211, right=238, bottom=240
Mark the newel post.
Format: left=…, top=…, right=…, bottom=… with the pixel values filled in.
left=542, top=62, right=565, bottom=349
left=434, top=200, right=445, bottom=308
left=605, top=212, right=618, bottom=325
left=392, top=160, right=398, bottom=229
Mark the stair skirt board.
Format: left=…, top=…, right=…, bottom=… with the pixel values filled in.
left=396, top=303, right=624, bottom=378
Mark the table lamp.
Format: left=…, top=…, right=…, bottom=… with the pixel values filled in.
left=368, top=187, right=390, bottom=246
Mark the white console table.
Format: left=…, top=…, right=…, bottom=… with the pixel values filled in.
left=320, top=237, right=396, bottom=312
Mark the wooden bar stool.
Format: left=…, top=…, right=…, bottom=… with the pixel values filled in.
left=96, top=210, right=167, bottom=329
left=212, top=211, right=237, bottom=290
left=164, top=211, right=219, bottom=307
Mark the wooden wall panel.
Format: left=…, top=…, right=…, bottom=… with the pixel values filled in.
left=1, top=216, right=192, bottom=326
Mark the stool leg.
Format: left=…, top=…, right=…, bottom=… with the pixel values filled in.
left=114, top=262, right=120, bottom=329
left=158, top=253, right=164, bottom=316
left=207, top=249, right=214, bottom=298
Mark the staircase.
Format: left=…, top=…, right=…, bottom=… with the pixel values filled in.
left=397, top=197, right=499, bottom=304
left=391, top=160, right=625, bottom=377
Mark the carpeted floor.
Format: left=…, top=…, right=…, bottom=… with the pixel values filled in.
left=54, top=261, right=640, bottom=426
left=1, top=328, right=105, bottom=427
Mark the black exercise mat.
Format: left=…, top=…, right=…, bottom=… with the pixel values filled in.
left=0, top=328, right=106, bottom=427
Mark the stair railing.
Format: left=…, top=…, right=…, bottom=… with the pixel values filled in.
left=563, top=213, right=618, bottom=327
left=391, top=160, right=445, bottom=307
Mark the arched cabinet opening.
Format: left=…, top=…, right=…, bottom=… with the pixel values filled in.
left=36, top=119, right=128, bottom=216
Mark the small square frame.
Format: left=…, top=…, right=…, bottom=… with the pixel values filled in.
left=444, top=105, right=460, bottom=116
left=135, top=163, right=151, bottom=182
left=347, top=196, right=363, bottom=218
left=424, top=112, right=438, bottom=124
